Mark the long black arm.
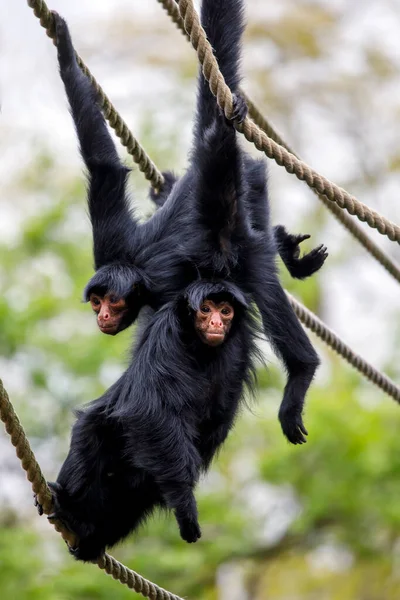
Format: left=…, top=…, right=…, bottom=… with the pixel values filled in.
left=193, top=0, right=244, bottom=139
left=253, top=272, right=320, bottom=444
left=54, top=14, right=137, bottom=268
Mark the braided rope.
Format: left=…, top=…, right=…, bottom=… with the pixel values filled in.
left=27, top=0, right=164, bottom=190
left=176, top=0, right=400, bottom=244
left=0, top=379, right=184, bottom=599
left=286, top=295, right=400, bottom=402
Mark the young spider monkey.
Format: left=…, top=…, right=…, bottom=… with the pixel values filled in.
left=39, top=281, right=257, bottom=562
left=37, top=0, right=328, bottom=561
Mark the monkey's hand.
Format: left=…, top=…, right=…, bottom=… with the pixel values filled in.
left=299, top=243, right=329, bottom=277
left=52, top=11, right=76, bottom=70
left=279, top=405, right=308, bottom=445
left=275, top=225, right=328, bottom=280
left=175, top=510, right=202, bottom=543
left=230, top=93, right=248, bottom=124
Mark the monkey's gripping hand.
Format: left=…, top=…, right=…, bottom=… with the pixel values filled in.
left=275, top=225, right=328, bottom=280
left=218, top=93, right=248, bottom=126
left=52, top=11, right=76, bottom=70
left=230, top=93, right=248, bottom=124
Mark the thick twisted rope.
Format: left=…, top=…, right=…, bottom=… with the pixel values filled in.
left=0, top=379, right=184, bottom=600
left=176, top=0, right=400, bottom=244
left=157, top=0, right=400, bottom=283
left=286, top=295, right=400, bottom=402
left=27, top=0, right=164, bottom=190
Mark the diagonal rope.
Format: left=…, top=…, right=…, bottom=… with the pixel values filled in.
left=175, top=0, right=400, bottom=244
left=286, top=295, right=400, bottom=402
left=157, top=0, right=400, bottom=284
left=0, top=379, right=184, bottom=600
left=27, top=0, right=164, bottom=190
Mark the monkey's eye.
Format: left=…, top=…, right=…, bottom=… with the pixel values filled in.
left=201, top=305, right=211, bottom=314
left=221, top=307, right=232, bottom=316
left=91, top=296, right=101, bottom=307
left=109, top=295, right=119, bottom=304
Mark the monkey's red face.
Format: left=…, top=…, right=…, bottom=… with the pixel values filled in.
left=89, top=292, right=129, bottom=335
left=194, top=299, right=234, bottom=346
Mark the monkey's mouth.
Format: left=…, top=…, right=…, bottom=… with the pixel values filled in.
left=205, top=332, right=225, bottom=344
left=99, top=324, right=117, bottom=335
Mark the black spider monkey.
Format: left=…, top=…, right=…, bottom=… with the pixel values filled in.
left=53, top=7, right=325, bottom=339
left=36, top=3, right=327, bottom=562
left=42, top=279, right=260, bottom=561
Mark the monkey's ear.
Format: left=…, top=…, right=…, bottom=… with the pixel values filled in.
left=185, top=280, right=249, bottom=311
left=83, top=264, right=143, bottom=302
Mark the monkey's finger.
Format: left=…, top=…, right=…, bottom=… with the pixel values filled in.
left=33, top=496, right=44, bottom=516
left=299, top=423, right=308, bottom=436
left=305, top=245, right=328, bottom=264
left=297, top=435, right=307, bottom=444
left=294, top=234, right=311, bottom=245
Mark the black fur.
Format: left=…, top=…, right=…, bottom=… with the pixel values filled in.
left=41, top=0, right=328, bottom=561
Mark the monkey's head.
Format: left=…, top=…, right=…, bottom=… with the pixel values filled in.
left=185, top=280, right=249, bottom=347
left=194, top=298, right=234, bottom=346
left=84, top=264, right=147, bottom=335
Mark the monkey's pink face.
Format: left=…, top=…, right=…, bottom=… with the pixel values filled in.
left=89, top=292, right=129, bottom=335
left=194, top=299, right=235, bottom=346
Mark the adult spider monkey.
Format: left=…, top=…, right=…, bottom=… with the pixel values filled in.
left=52, top=0, right=326, bottom=443
left=37, top=1, right=327, bottom=561
left=53, top=7, right=326, bottom=338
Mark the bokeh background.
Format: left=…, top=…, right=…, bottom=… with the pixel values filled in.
left=1, top=1, right=400, bottom=598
